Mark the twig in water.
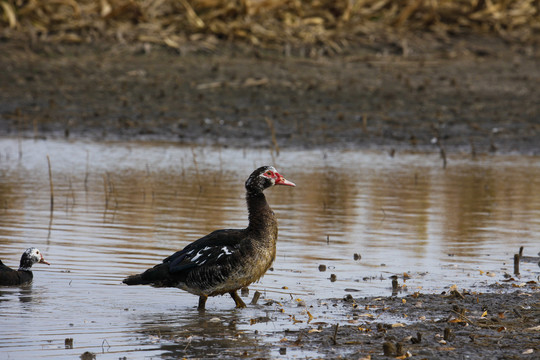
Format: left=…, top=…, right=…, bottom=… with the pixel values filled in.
left=101, top=339, right=110, bottom=353
left=489, top=129, right=498, bottom=152
left=469, top=137, right=476, bottom=159
left=184, top=335, right=193, bottom=351
left=218, top=145, right=223, bottom=173
left=18, top=137, right=22, bottom=160
left=433, top=138, right=447, bottom=169
left=46, top=155, right=54, bottom=212
left=449, top=309, right=480, bottom=327
left=250, top=290, right=261, bottom=305
left=362, top=114, right=368, bottom=133
left=332, top=323, right=339, bottom=345
left=450, top=289, right=465, bottom=300
left=84, top=150, right=90, bottom=192
left=378, top=207, right=387, bottom=226
left=68, top=177, right=76, bottom=208
left=47, top=205, right=53, bottom=242
left=431, top=126, right=447, bottom=168
left=439, top=145, right=447, bottom=169
left=111, top=179, right=119, bottom=209
left=103, top=173, right=109, bottom=209
left=391, top=275, right=399, bottom=295
left=191, top=147, right=202, bottom=191
left=264, top=116, right=280, bottom=159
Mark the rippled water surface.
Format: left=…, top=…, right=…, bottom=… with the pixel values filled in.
left=1, top=138, right=539, bottom=359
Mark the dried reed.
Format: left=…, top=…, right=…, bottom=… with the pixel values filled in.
left=46, top=154, right=54, bottom=211
left=1, top=1, right=537, bottom=50
left=264, top=116, right=280, bottom=158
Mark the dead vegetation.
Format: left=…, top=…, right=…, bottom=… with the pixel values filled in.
left=1, top=0, right=539, bottom=52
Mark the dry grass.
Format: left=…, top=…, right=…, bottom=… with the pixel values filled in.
left=1, top=0, right=539, bottom=50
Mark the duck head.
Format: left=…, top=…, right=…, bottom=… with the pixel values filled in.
left=245, top=166, right=295, bottom=194
left=19, top=248, right=50, bottom=271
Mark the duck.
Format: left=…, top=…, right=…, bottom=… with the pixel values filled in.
left=123, top=166, right=295, bottom=310
left=0, top=248, right=50, bottom=286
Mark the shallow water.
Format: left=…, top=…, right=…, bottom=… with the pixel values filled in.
left=0, top=138, right=539, bottom=359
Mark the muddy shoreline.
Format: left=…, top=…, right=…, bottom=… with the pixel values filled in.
left=121, top=282, right=540, bottom=359
left=1, top=35, right=539, bottom=155
left=270, top=285, right=540, bottom=359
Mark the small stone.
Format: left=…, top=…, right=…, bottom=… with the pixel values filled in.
left=396, top=343, right=404, bottom=356
left=443, top=327, right=455, bottom=341
left=383, top=341, right=396, bottom=356
left=80, top=352, right=96, bottom=360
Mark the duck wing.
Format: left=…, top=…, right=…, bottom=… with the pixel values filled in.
left=0, top=259, right=15, bottom=272
left=165, top=229, right=244, bottom=273
left=123, top=229, right=245, bottom=287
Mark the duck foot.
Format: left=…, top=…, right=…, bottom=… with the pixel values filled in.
left=198, top=295, right=208, bottom=311
left=230, top=290, right=247, bottom=308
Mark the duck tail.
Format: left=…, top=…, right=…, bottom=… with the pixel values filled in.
left=122, top=263, right=170, bottom=286
left=122, top=273, right=147, bottom=285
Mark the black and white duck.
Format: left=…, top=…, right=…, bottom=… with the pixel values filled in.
left=0, top=248, right=50, bottom=286
left=123, top=166, right=295, bottom=310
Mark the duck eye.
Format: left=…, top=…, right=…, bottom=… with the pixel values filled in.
left=265, top=171, right=272, bottom=176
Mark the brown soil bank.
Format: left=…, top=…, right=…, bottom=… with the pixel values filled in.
left=1, top=1, right=539, bottom=154
left=1, top=36, right=539, bottom=155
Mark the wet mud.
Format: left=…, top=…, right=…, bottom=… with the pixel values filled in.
left=1, top=36, right=539, bottom=155
left=111, top=282, right=539, bottom=359
left=273, top=284, right=540, bottom=359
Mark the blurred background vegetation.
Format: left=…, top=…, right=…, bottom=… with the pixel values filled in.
left=1, top=0, right=539, bottom=52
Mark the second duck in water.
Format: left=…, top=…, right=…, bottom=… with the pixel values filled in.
left=0, top=248, right=50, bottom=286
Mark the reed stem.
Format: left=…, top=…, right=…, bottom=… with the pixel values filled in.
left=47, top=155, right=54, bottom=211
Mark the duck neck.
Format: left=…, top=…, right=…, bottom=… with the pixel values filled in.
left=19, top=256, right=34, bottom=272
left=246, top=190, right=277, bottom=238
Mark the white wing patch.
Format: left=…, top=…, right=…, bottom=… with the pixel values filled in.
left=190, top=246, right=234, bottom=265
left=190, top=246, right=212, bottom=262
left=221, top=246, right=233, bottom=255
left=214, top=246, right=234, bottom=262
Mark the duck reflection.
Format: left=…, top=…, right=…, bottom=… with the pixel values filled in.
left=0, top=285, right=33, bottom=304
left=290, top=169, right=358, bottom=244
left=133, top=310, right=271, bottom=359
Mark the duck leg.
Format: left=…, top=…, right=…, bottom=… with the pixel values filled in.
left=198, top=295, right=208, bottom=311
left=229, top=290, right=247, bottom=308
